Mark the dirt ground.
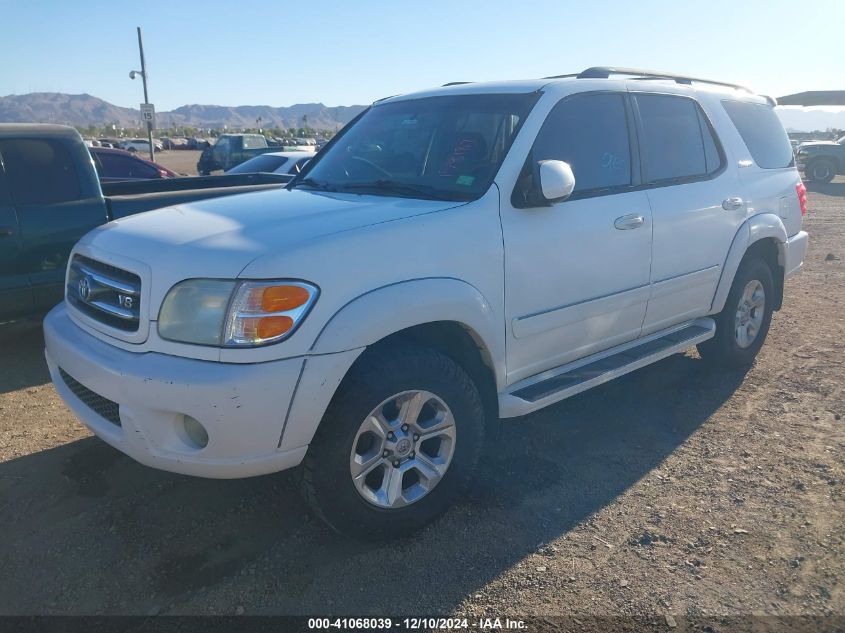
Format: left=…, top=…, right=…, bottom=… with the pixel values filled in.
left=0, top=180, right=843, bottom=621
left=152, top=149, right=203, bottom=176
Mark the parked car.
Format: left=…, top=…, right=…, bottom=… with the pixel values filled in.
left=120, top=139, right=164, bottom=153
left=796, top=135, right=845, bottom=182
left=225, top=151, right=316, bottom=176
left=44, top=68, right=808, bottom=539
left=89, top=146, right=178, bottom=182
left=0, top=124, right=292, bottom=322
left=196, top=134, right=280, bottom=174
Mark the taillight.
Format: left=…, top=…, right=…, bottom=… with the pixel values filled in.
left=796, top=182, right=807, bottom=216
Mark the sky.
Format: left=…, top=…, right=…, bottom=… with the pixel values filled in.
left=1, top=0, right=843, bottom=111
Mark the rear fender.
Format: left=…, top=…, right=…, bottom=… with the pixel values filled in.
left=710, top=212, right=787, bottom=314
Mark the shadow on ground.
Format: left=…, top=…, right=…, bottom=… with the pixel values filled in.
left=0, top=329, right=748, bottom=614
left=0, top=320, right=50, bottom=394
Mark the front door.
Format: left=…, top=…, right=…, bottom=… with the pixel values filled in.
left=501, top=92, right=653, bottom=384
left=0, top=161, right=31, bottom=320
left=0, top=137, right=108, bottom=311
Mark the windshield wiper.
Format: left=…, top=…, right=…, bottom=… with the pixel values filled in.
left=292, top=177, right=336, bottom=192
left=335, top=180, right=455, bottom=201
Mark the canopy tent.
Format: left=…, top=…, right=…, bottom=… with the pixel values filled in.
left=777, top=91, right=845, bottom=106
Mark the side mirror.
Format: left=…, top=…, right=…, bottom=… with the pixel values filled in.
left=538, top=160, right=575, bottom=202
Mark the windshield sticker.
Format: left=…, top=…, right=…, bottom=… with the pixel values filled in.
left=456, top=175, right=475, bottom=186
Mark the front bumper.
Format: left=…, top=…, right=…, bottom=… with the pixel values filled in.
left=784, top=230, right=809, bottom=278
left=44, top=303, right=309, bottom=478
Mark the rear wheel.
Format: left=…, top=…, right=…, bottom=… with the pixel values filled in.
left=806, top=159, right=836, bottom=183
left=697, top=257, right=774, bottom=367
left=298, top=343, right=485, bottom=540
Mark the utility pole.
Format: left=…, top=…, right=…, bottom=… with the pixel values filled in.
left=135, top=27, right=155, bottom=162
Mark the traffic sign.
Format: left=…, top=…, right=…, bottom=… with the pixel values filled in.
left=140, top=103, right=156, bottom=129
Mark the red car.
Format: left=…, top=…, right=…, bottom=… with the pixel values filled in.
left=89, top=146, right=178, bottom=183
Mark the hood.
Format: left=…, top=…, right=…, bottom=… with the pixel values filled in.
left=80, top=186, right=460, bottom=283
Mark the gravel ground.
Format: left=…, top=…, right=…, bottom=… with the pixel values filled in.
left=0, top=179, right=842, bottom=620
left=152, top=149, right=202, bottom=176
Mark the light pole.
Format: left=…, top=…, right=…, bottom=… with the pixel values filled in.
left=129, top=27, right=155, bottom=162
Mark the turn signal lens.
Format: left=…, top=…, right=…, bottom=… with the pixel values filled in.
left=261, top=285, right=311, bottom=312
left=223, top=280, right=318, bottom=347
left=257, top=315, right=294, bottom=339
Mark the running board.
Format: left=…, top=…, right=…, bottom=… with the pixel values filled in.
left=499, top=318, right=716, bottom=417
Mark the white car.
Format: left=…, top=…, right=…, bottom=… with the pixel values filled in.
left=225, top=151, right=316, bottom=176
left=120, top=139, right=163, bottom=153
left=45, top=67, right=808, bottom=538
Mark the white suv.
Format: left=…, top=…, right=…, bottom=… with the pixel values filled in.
left=45, top=67, right=808, bottom=538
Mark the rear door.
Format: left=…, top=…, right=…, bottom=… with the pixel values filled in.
left=0, top=159, right=32, bottom=319
left=631, top=91, right=743, bottom=335
left=0, top=137, right=108, bottom=311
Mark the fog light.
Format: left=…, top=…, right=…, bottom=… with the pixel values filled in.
left=182, top=415, right=209, bottom=449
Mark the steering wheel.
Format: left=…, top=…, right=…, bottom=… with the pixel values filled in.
left=347, top=155, right=392, bottom=178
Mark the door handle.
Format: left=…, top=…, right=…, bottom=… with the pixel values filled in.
left=722, top=197, right=744, bottom=211
left=614, top=214, right=645, bottom=230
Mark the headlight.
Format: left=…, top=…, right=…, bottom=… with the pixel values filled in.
left=158, top=279, right=318, bottom=347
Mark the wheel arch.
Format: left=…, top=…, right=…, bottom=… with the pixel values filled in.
left=711, top=213, right=787, bottom=314
left=279, top=279, right=504, bottom=452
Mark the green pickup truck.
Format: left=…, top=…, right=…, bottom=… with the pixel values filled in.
left=196, top=134, right=282, bottom=175
left=0, top=124, right=290, bottom=322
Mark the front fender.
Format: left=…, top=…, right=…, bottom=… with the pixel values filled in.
left=710, top=212, right=787, bottom=314
left=309, top=277, right=504, bottom=387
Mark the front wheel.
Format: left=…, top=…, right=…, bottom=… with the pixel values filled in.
left=697, top=257, right=774, bottom=367
left=298, top=343, right=485, bottom=540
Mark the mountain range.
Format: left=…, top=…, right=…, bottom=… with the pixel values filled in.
left=0, top=92, right=843, bottom=133
left=0, top=93, right=367, bottom=130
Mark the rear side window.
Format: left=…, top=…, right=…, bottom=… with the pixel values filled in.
left=635, top=94, right=723, bottom=182
left=533, top=92, right=632, bottom=194
left=0, top=138, right=81, bottom=205
left=722, top=100, right=793, bottom=169
left=242, top=136, right=266, bottom=150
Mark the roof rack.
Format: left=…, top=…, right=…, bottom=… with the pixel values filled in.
left=546, top=66, right=749, bottom=92
left=545, top=67, right=775, bottom=105
left=442, top=81, right=473, bottom=87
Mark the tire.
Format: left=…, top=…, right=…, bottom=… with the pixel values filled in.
left=298, top=343, right=485, bottom=540
left=806, top=159, right=836, bottom=183
left=697, top=257, right=774, bottom=368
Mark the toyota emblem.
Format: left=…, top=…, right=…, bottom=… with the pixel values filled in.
left=78, top=275, right=92, bottom=302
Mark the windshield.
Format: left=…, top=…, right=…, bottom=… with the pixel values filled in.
left=227, top=154, right=288, bottom=174
left=839, top=135, right=845, bottom=145
left=294, top=93, right=539, bottom=201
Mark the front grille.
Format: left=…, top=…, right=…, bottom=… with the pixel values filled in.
left=58, top=368, right=121, bottom=427
left=66, top=255, right=141, bottom=332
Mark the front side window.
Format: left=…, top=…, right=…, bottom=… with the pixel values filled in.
left=635, top=94, right=723, bottom=182
left=295, top=93, right=539, bottom=201
left=722, top=100, right=793, bottom=169
left=531, top=92, right=632, bottom=194
left=0, top=139, right=81, bottom=205
left=97, top=152, right=158, bottom=179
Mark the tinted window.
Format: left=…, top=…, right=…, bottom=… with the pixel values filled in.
left=722, top=100, right=794, bottom=169
left=636, top=94, right=721, bottom=182
left=0, top=139, right=81, bottom=205
left=227, top=154, right=288, bottom=174
left=96, top=152, right=159, bottom=179
left=532, top=93, right=631, bottom=193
